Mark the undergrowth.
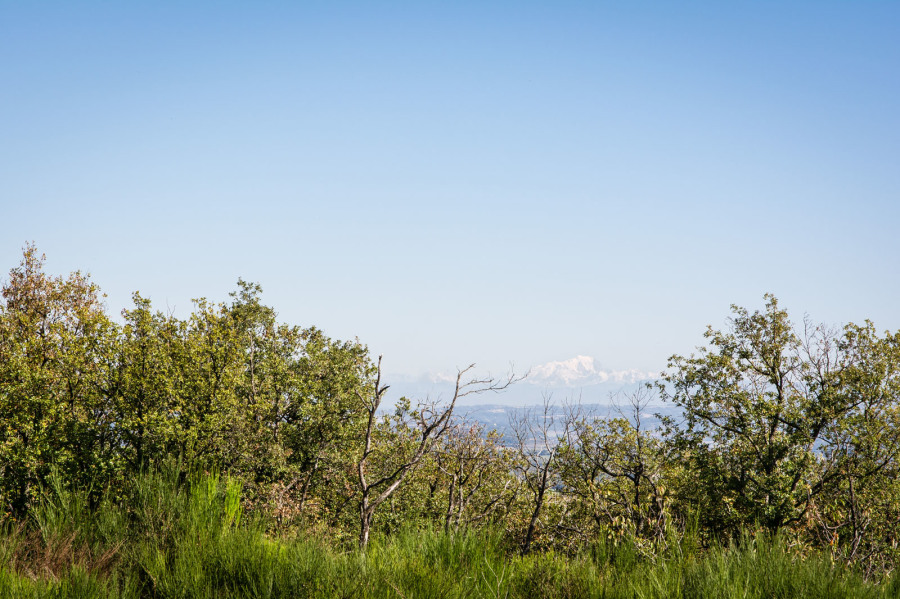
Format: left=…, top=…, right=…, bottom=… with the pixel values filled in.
left=0, top=465, right=896, bottom=598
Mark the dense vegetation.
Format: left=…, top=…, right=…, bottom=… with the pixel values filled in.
left=1, top=244, right=899, bottom=597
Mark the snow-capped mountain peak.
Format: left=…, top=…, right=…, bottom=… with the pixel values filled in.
left=526, top=356, right=657, bottom=387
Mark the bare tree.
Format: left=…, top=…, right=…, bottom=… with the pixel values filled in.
left=435, top=418, right=516, bottom=534
left=354, top=358, right=518, bottom=550
left=510, top=396, right=572, bottom=554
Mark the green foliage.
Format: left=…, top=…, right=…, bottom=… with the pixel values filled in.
left=0, top=244, right=117, bottom=516
left=661, top=295, right=900, bottom=544
left=558, top=389, right=676, bottom=551
left=0, top=246, right=375, bottom=525
left=3, top=247, right=900, bottom=593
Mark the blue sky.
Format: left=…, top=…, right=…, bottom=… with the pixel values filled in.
left=2, top=1, right=898, bottom=378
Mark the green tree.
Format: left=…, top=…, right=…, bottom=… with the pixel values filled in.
left=108, top=293, right=185, bottom=474
left=276, top=326, right=372, bottom=525
left=661, top=295, right=900, bottom=537
left=0, top=245, right=116, bottom=515
left=808, top=323, right=900, bottom=573
left=558, top=388, right=673, bottom=547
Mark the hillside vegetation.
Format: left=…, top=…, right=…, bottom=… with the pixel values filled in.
left=1, top=245, right=899, bottom=597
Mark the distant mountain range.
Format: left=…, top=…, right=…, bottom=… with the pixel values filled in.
left=525, top=355, right=658, bottom=388
left=386, top=356, right=662, bottom=407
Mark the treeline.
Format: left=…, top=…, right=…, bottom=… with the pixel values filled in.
left=2, top=245, right=899, bottom=577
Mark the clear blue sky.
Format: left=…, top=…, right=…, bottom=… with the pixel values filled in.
left=2, top=1, right=898, bottom=378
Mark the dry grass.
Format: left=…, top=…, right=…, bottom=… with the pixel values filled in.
left=1, top=523, right=121, bottom=582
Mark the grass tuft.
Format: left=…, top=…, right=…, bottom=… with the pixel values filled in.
left=0, top=468, right=892, bottom=598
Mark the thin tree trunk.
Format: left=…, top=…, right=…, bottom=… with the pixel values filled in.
left=523, top=487, right=544, bottom=554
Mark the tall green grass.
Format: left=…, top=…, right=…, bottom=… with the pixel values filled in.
left=0, top=465, right=895, bottom=598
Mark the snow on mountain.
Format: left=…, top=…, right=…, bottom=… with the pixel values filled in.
left=526, top=356, right=657, bottom=387
left=384, top=357, right=660, bottom=407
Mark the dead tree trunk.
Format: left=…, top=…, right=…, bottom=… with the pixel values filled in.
left=355, top=357, right=517, bottom=550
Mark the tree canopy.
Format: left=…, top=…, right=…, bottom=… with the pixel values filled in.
left=1, top=246, right=899, bottom=572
